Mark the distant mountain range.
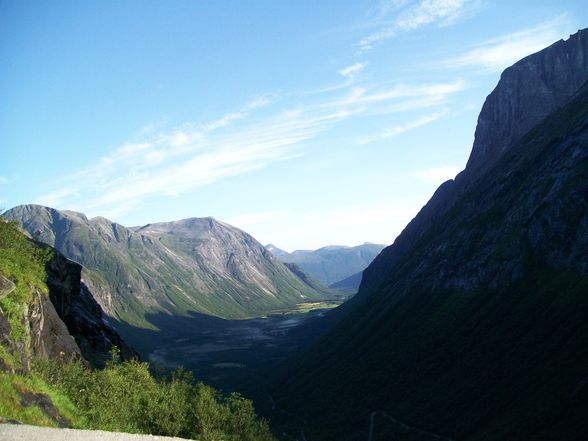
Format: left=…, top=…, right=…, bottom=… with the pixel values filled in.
left=3, top=205, right=334, bottom=350
left=266, top=242, right=386, bottom=289
left=268, top=29, right=588, bottom=441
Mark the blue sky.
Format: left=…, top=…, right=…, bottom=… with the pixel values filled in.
left=1, top=0, right=585, bottom=251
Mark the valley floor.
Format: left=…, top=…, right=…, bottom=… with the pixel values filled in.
left=115, top=302, right=340, bottom=395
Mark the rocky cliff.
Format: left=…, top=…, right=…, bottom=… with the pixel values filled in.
left=467, top=28, right=588, bottom=175
left=44, top=248, right=136, bottom=367
left=362, top=27, right=588, bottom=295
left=0, top=221, right=135, bottom=372
left=269, top=29, right=588, bottom=441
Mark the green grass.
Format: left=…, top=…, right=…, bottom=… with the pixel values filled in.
left=0, top=370, right=84, bottom=427
left=0, top=220, right=53, bottom=366
left=293, top=301, right=341, bottom=313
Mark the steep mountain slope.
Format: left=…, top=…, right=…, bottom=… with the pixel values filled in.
left=268, top=243, right=386, bottom=288
left=3, top=206, right=333, bottom=336
left=327, top=270, right=363, bottom=291
left=269, top=29, right=588, bottom=441
left=43, top=245, right=137, bottom=367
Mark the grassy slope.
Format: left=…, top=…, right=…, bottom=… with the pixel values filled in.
left=0, top=220, right=84, bottom=427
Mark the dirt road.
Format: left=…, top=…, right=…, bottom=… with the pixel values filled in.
left=0, top=424, right=192, bottom=441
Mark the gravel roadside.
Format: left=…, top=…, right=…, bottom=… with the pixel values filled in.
left=0, top=424, right=194, bottom=441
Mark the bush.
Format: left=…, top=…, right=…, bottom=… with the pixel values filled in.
left=35, top=354, right=274, bottom=440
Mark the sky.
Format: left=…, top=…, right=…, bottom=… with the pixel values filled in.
left=1, top=0, right=586, bottom=251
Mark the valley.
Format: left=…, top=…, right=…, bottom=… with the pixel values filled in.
left=127, top=302, right=339, bottom=394
left=2, top=4, right=588, bottom=441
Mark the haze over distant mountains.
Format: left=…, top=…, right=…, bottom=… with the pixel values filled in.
left=3, top=205, right=334, bottom=349
left=269, top=28, right=588, bottom=441
left=266, top=242, right=386, bottom=289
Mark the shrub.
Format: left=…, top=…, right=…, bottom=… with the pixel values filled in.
left=35, top=354, right=274, bottom=440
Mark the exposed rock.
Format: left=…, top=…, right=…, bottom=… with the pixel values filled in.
left=0, top=274, right=15, bottom=298
left=362, top=28, right=588, bottom=295
left=18, top=388, right=70, bottom=428
left=467, top=28, right=588, bottom=175
left=26, top=288, right=81, bottom=362
left=43, top=248, right=137, bottom=367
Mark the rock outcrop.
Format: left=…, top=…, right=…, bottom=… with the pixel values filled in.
left=467, top=28, right=588, bottom=175
left=26, top=287, right=81, bottom=365
left=362, top=28, right=588, bottom=295
left=0, top=224, right=135, bottom=371
left=44, top=248, right=137, bottom=367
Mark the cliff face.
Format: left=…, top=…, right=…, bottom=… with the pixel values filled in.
left=0, top=283, right=81, bottom=372
left=44, top=249, right=137, bottom=367
left=26, top=287, right=81, bottom=365
left=269, top=29, right=588, bottom=441
left=361, top=28, right=588, bottom=295
left=468, top=28, right=588, bottom=175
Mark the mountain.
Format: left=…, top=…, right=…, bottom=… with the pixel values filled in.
left=268, top=29, right=588, bottom=441
left=0, top=220, right=274, bottom=439
left=265, top=244, right=289, bottom=258
left=3, top=206, right=334, bottom=349
left=267, top=242, right=386, bottom=288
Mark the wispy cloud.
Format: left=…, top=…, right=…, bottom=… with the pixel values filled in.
left=358, top=0, right=476, bottom=52
left=322, top=79, right=466, bottom=116
left=359, top=109, right=449, bottom=144
left=413, top=165, right=461, bottom=183
left=35, top=93, right=350, bottom=217
left=440, top=16, right=572, bottom=72
left=338, top=62, right=368, bottom=79
left=35, top=66, right=464, bottom=219
left=35, top=188, right=79, bottom=207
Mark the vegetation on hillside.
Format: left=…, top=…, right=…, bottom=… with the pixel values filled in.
left=0, top=220, right=52, bottom=361
left=35, top=354, right=274, bottom=440
left=0, top=220, right=275, bottom=440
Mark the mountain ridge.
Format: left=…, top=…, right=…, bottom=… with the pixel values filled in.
left=360, top=27, right=588, bottom=297
left=3, top=205, right=334, bottom=351
left=267, top=28, right=588, bottom=441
